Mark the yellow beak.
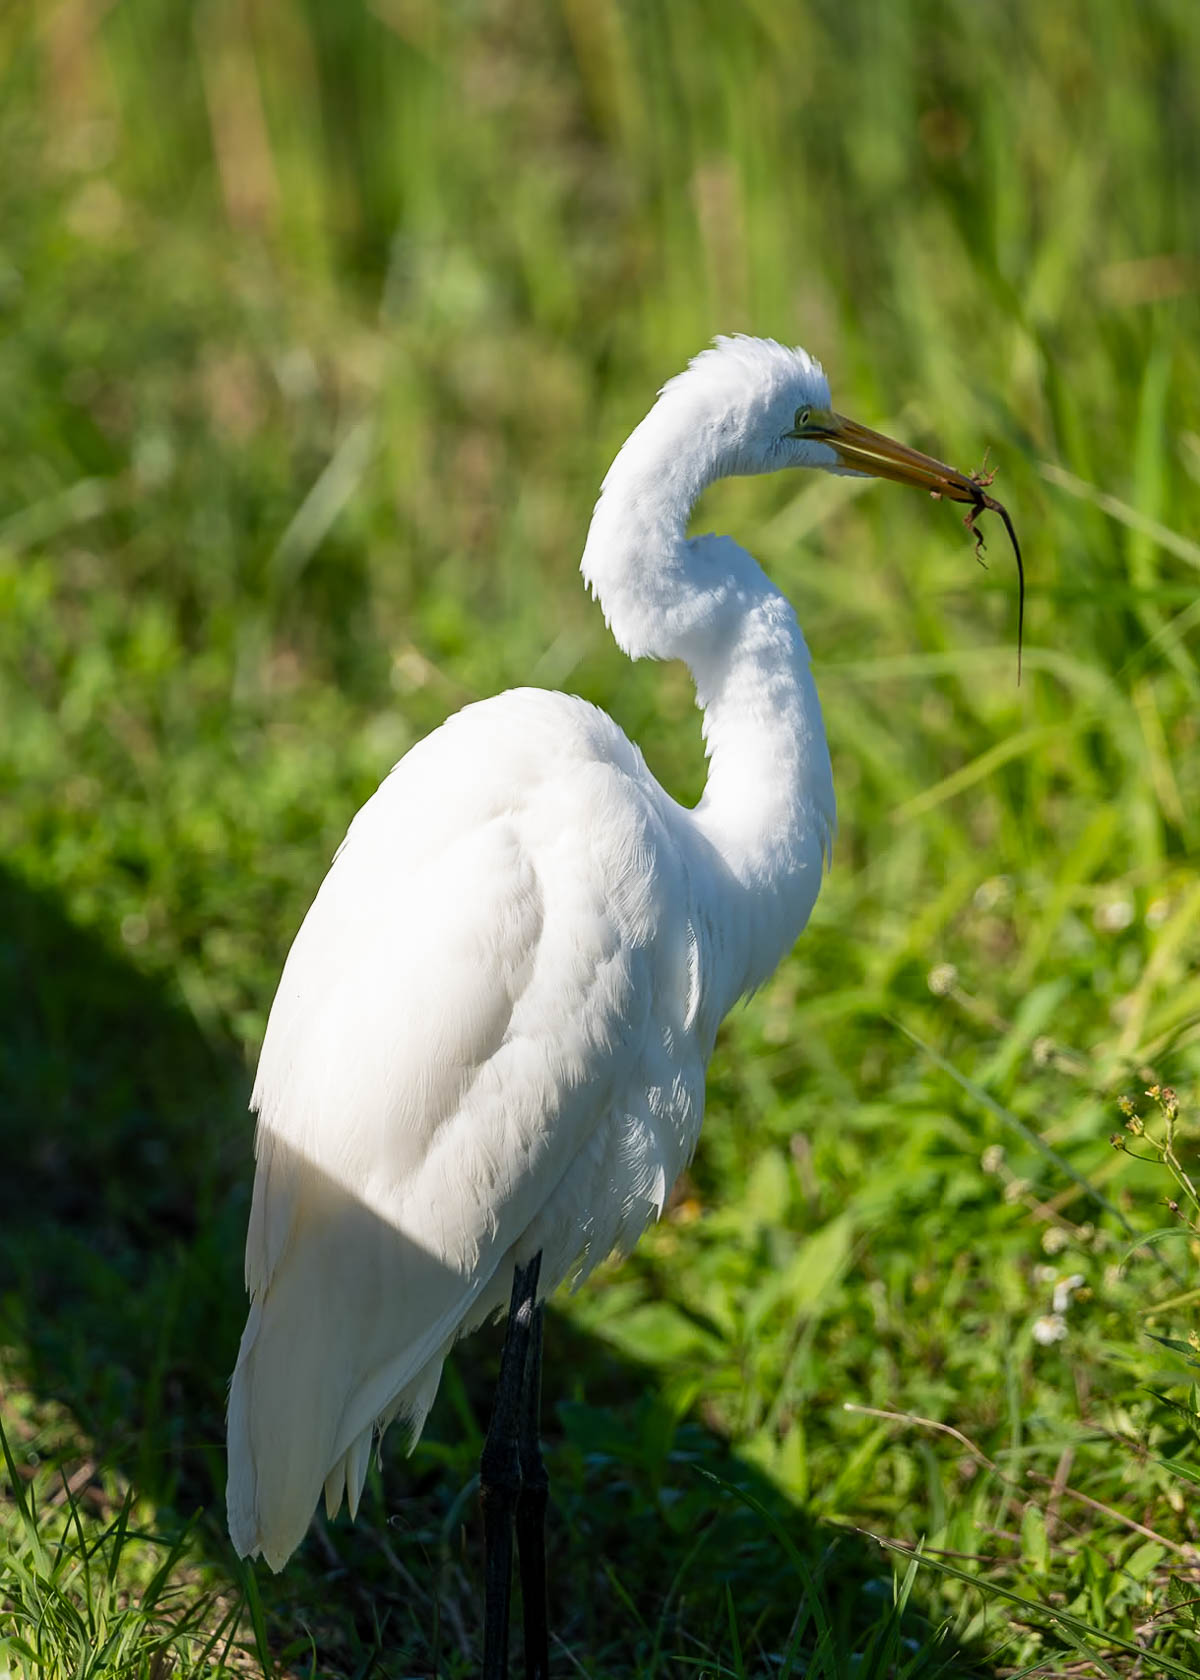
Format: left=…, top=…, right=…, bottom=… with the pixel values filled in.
left=788, top=410, right=1026, bottom=681
left=796, top=411, right=989, bottom=504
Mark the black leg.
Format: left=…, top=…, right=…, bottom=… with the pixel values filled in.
left=480, top=1253, right=542, bottom=1680
left=516, top=1301, right=549, bottom=1680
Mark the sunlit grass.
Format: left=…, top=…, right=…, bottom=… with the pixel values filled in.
left=2, top=0, right=1200, bottom=1673
left=0, top=1405, right=250, bottom=1680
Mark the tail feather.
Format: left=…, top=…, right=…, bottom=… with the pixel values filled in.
left=225, top=1146, right=494, bottom=1570
left=322, top=1452, right=346, bottom=1523
left=345, top=1427, right=372, bottom=1521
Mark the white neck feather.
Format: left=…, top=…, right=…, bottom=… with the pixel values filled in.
left=581, top=388, right=835, bottom=1005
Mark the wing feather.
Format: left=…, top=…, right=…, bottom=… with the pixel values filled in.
left=227, top=693, right=706, bottom=1568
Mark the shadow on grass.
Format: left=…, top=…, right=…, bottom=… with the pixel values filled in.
left=0, top=864, right=249, bottom=1509
left=0, top=863, right=998, bottom=1677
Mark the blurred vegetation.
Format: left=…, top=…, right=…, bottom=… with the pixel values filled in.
left=2, top=0, right=1200, bottom=1674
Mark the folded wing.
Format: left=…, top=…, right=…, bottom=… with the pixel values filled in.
left=226, top=694, right=699, bottom=1568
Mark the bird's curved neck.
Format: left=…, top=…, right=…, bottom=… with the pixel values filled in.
left=581, top=402, right=835, bottom=1007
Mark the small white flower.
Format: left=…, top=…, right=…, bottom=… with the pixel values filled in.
left=1041, top=1226, right=1069, bottom=1256
left=1033, top=1264, right=1059, bottom=1286
left=981, top=1145, right=1006, bottom=1175
left=1051, top=1273, right=1086, bottom=1315
left=927, top=962, right=958, bottom=997
left=1095, top=899, right=1134, bottom=932
left=1033, top=1314, right=1068, bottom=1345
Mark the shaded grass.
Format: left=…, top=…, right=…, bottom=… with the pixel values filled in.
left=3, top=0, right=1200, bottom=1673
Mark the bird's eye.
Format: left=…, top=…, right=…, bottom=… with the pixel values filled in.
left=794, top=407, right=811, bottom=431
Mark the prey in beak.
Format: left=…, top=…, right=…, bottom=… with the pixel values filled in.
left=788, top=406, right=1026, bottom=680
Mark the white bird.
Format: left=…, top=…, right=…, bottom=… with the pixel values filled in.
left=226, top=335, right=1018, bottom=1676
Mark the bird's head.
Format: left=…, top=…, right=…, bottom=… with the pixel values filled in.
left=588, top=334, right=1023, bottom=672
left=671, top=335, right=998, bottom=510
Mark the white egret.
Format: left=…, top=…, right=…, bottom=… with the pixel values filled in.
left=226, top=335, right=1020, bottom=1677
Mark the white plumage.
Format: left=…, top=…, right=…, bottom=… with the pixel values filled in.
left=227, top=335, right=986, bottom=1573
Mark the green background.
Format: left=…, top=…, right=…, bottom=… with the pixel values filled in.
left=3, top=1, right=1200, bottom=1674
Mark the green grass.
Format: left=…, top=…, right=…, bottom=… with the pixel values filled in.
left=0, top=1407, right=244, bottom=1680
left=3, top=0, right=1200, bottom=1673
